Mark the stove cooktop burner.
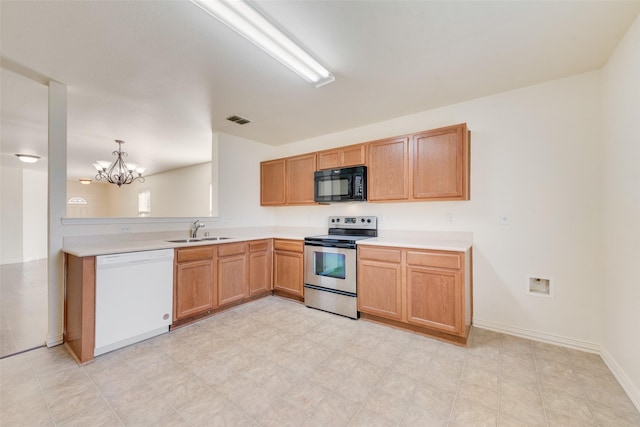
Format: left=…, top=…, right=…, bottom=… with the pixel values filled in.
left=304, top=216, right=378, bottom=247
left=304, top=234, right=374, bottom=244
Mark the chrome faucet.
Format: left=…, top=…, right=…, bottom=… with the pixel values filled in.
left=191, top=220, right=205, bottom=238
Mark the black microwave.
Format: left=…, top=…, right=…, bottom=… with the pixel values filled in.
left=314, top=166, right=367, bottom=203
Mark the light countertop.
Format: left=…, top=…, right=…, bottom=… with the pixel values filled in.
left=63, top=227, right=473, bottom=257
left=357, top=237, right=472, bottom=252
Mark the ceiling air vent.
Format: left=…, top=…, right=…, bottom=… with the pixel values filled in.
left=226, top=115, right=251, bottom=125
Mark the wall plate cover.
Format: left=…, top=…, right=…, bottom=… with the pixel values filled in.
left=526, top=275, right=553, bottom=298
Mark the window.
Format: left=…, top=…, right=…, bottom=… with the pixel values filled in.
left=67, top=197, right=87, bottom=205
left=138, top=190, right=150, bottom=217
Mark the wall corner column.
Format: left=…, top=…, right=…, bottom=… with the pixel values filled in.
left=47, top=80, right=67, bottom=347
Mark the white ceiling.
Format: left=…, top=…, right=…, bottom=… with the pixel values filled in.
left=1, top=0, right=639, bottom=180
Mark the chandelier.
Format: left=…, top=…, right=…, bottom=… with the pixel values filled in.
left=93, top=140, right=145, bottom=187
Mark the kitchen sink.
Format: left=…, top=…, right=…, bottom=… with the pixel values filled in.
left=165, top=238, right=202, bottom=243
left=200, top=237, right=233, bottom=241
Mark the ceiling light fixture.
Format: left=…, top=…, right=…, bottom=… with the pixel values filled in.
left=92, top=140, right=145, bottom=187
left=15, top=154, right=41, bottom=163
left=191, top=0, right=335, bottom=88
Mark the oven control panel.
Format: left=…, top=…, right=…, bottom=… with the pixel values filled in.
left=328, top=216, right=377, bottom=230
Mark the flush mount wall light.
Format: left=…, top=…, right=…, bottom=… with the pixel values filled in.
left=191, top=0, right=335, bottom=88
left=79, top=179, right=92, bottom=185
left=93, top=140, right=145, bottom=187
left=15, top=154, right=41, bottom=163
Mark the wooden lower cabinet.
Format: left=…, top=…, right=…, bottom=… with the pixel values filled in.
left=217, top=242, right=248, bottom=306
left=406, top=266, right=462, bottom=334
left=357, top=249, right=403, bottom=321
left=358, top=244, right=471, bottom=344
left=273, top=239, right=304, bottom=298
left=174, top=246, right=216, bottom=321
left=249, top=240, right=272, bottom=296
left=64, top=254, right=96, bottom=365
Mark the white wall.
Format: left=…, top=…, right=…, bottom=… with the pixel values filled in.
left=217, top=133, right=277, bottom=228
left=0, top=166, right=48, bottom=264
left=66, top=163, right=213, bottom=218
left=273, top=71, right=604, bottom=349
left=67, top=180, right=111, bottom=217
left=0, top=166, right=24, bottom=264
left=22, top=169, right=48, bottom=261
left=602, top=15, right=640, bottom=406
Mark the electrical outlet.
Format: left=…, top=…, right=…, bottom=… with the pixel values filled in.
left=499, top=214, right=511, bottom=225
left=117, top=225, right=131, bottom=233
left=446, top=212, right=454, bottom=224
left=378, top=215, right=385, bottom=225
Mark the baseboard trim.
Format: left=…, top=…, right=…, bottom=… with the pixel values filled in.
left=473, top=318, right=640, bottom=412
left=600, top=348, right=640, bottom=412
left=46, top=333, right=63, bottom=348
left=472, top=318, right=601, bottom=353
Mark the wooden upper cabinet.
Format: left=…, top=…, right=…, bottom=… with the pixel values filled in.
left=261, top=154, right=316, bottom=206
left=260, top=123, right=470, bottom=206
left=367, top=136, right=410, bottom=201
left=285, top=153, right=316, bottom=205
left=412, top=123, right=469, bottom=200
left=260, top=159, right=286, bottom=206
left=317, top=143, right=366, bottom=170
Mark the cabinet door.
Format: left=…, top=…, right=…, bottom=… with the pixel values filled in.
left=412, top=124, right=469, bottom=200
left=286, top=154, right=316, bottom=204
left=406, top=266, right=462, bottom=335
left=357, top=259, right=403, bottom=320
left=249, top=240, right=272, bottom=296
left=317, top=144, right=366, bottom=170
left=367, top=136, right=410, bottom=201
left=317, top=149, right=341, bottom=170
left=218, top=253, right=248, bottom=306
left=341, top=143, right=366, bottom=167
left=174, top=259, right=215, bottom=320
left=273, top=250, right=304, bottom=297
left=261, top=159, right=286, bottom=206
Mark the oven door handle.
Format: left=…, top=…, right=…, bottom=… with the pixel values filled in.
left=304, top=284, right=357, bottom=297
left=304, top=241, right=355, bottom=249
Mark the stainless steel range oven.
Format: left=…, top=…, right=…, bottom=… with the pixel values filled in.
left=304, top=216, right=377, bottom=319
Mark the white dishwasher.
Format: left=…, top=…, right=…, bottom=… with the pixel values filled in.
left=95, top=249, right=174, bottom=356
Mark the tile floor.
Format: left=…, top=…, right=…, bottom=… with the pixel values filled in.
left=1, top=296, right=638, bottom=426
left=0, top=259, right=48, bottom=358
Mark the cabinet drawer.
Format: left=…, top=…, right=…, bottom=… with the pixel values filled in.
left=274, top=239, right=303, bottom=253
left=176, top=246, right=215, bottom=263
left=358, top=246, right=402, bottom=263
left=406, top=250, right=461, bottom=270
left=217, top=242, right=247, bottom=257
left=249, top=240, right=270, bottom=252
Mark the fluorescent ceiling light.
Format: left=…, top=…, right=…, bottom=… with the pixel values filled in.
left=15, top=154, right=40, bottom=163
left=191, top=0, right=335, bottom=88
